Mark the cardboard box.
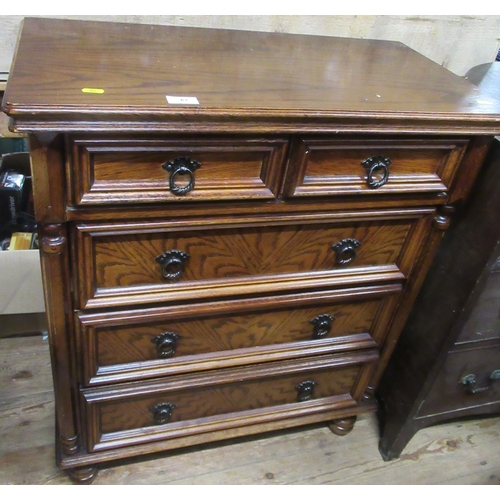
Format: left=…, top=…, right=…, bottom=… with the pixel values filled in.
left=0, top=132, right=45, bottom=336
left=0, top=248, right=45, bottom=315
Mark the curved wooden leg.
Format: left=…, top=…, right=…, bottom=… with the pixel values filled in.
left=328, top=416, right=357, bottom=436
left=68, top=466, right=98, bottom=485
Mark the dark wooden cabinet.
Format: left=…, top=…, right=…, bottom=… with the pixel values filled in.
left=2, top=18, right=500, bottom=483
left=378, top=137, right=500, bottom=460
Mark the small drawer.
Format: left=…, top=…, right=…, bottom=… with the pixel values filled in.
left=73, top=209, right=432, bottom=309
left=82, top=351, right=378, bottom=452
left=416, top=343, right=500, bottom=417
left=78, top=284, right=401, bottom=385
left=282, top=136, right=468, bottom=198
left=67, top=135, right=289, bottom=205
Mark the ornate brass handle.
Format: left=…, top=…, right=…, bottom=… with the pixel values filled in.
left=296, top=380, right=318, bottom=402
left=155, top=250, right=190, bottom=280
left=332, top=238, right=361, bottom=266
left=310, top=314, right=335, bottom=339
left=150, top=402, right=177, bottom=425
left=460, top=370, right=500, bottom=395
left=361, top=155, right=391, bottom=189
left=162, top=157, right=201, bottom=195
left=151, top=332, right=179, bottom=358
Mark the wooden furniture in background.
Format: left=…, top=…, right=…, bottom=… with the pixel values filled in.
left=378, top=137, right=500, bottom=459
left=2, top=337, right=500, bottom=485
left=377, top=63, right=500, bottom=460
left=2, top=18, right=500, bottom=484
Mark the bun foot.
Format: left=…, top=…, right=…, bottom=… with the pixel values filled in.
left=328, top=416, right=357, bottom=436
left=68, top=466, right=98, bottom=484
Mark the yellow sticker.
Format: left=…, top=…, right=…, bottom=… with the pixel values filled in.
left=82, top=88, right=105, bottom=94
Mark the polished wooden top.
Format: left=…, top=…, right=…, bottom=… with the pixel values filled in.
left=3, top=17, right=500, bottom=133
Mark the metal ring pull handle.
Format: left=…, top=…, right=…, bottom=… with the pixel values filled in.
left=361, top=155, right=391, bottom=189
left=460, top=370, right=500, bottom=395
left=296, top=380, right=318, bottom=402
left=155, top=250, right=190, bottom=281
left=310, top=314, right=335, bottom=339
left=151, top=332, right=179, bottom=358
left=150, top=402, right=177, bottom=425
left=332, top=238, right=361, bottom=266
left=162, top=157, right=201, bottom=195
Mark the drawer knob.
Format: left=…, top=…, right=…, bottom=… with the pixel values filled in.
left=156, top=250, right=190, bottom=281
left=332, top=238, right=361, bottom=266
left=151, top=332, right=179, bottom=358
left=151, top=402, right=177, bottom=425
left=296, top=380, right=318, bottom=402
left=310, top=314, right=335, bottom=339
left=361, top=155, right=391, bottom=189
left=162, top=157, right=201, bottom=195
left=461, top=370, right=500, bottom=395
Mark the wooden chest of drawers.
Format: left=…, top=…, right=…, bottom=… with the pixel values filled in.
left=3, top=18, right=500, bottom=484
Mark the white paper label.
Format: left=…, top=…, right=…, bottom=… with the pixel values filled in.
left=166, top=95, right=199, bottom=105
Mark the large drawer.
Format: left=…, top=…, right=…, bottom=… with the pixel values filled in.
left=82, top=351, right=378, bottom=452
left=416, top=342, right=500, bottom=417
left=78, top=284, right=401, bottom=385
left=67, top=135, right=289, bottom=205
left=282, top=136, right=468, bottom=198
left=73, top=209, right=433, bottom=309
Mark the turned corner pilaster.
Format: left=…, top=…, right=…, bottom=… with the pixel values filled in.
left=39, top=223, right=67, bottom=255
left=432, top=205, right=457, bottom=231
left=38, top=222, right=80, bottom=457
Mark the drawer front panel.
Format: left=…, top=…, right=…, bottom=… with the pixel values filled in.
left=68, top=136, right=289, bottom=205
left=416, top=343, right=500, bottom=417
left=79, top=284, right=401, bottom=385
left=282, top=137, right=468, bottom=198
left=83, top=352, right=378, bottom=451
left=75, top=209, right=432, bottom=308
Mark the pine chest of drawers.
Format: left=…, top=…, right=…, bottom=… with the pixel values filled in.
left=3, top=18, right=500, bottom=484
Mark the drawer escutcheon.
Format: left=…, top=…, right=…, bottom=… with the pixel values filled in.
left=162, top=157, right=201, bottom=195
left=150, top=402, right=177, bottom=425
left=296, top=380, right=318, bottom=402
left=332, top=238, right=361, bottom=266
left=361, top=155, right=391, bottom=189
left=151, top=332, right=180, bottom=358
left=155, top=250, right=190, bottom=281
left=310, top=314, right=336, bottom=339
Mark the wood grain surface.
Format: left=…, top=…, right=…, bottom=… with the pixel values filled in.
left=97, top=365, right=362, bottom=435
left=2, top=336, right=500, bottom=485
left=283, top=136, right=469, bottom=197
left=93, top=300, right=380, bottom=369
left=4, top=17, right=498, bottom=484
left=73, top=212, right=423, bottom=309
left=77, top=284, right=401, bottom=385
left=82, top=351, right=378, bottom=452
left=91, top=221, right=409, bottom=284
left=69, top=135, right=289, bottom=205
left=3, top=18, right=500, bottom=134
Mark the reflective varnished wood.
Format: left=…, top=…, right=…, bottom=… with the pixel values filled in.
left=3, top=18, right=500, bottom=134
left=78, top=284, right=401, bottom=385
left=3, top=18, right=500, bottom=484
left=73, top=209, right=431, bottom=309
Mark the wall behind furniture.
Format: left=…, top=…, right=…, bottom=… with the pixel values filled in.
left=1, top=15, right=499, bottom=77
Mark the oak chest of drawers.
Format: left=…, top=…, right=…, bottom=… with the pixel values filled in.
left=3, top=18, right=500, bottom=483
